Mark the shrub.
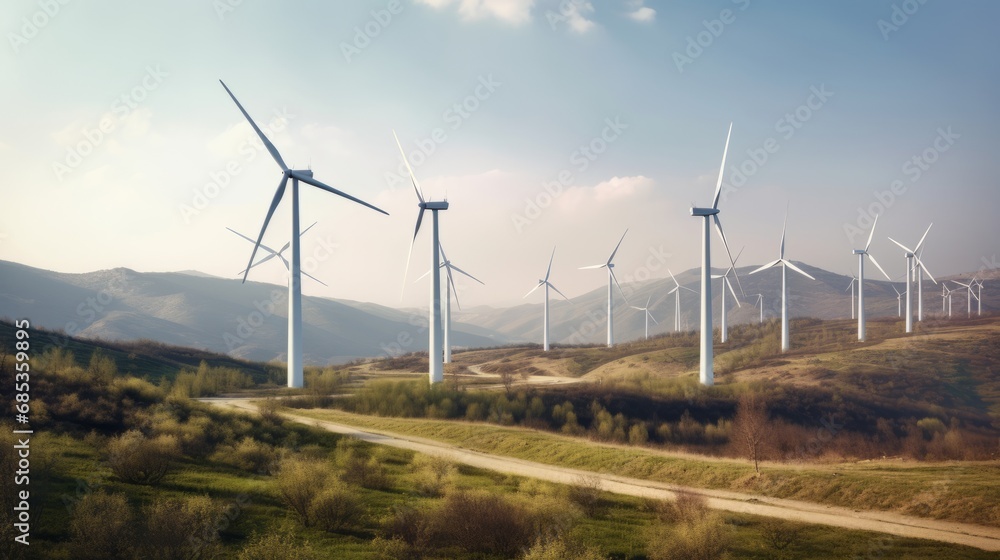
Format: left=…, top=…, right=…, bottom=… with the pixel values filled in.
left=430, top=491, right=535, bottom=556
left=69, top=491, right=135, bottom=560
left=647, top=512, right=732, bottom=560
left=107, top=430, right=179, bottom=484
left=412, top=455, right=455, bottom=497
left=231, top=437, right=279, bottom=474
left=567, top=474, right=604, bottom=517
left=238, top=531, right=316, bottom=560
left=139, top=495, right=223, bottom=560
left=276, top=457, right=334, bottom=526
left=522, top=536, right=607, bottom=560
left=654, top=491, right=710, bottom=525
left=309, top=483, right=364, bottom=533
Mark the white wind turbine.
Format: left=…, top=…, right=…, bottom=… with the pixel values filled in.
left=580, top=229, right=630, bottom=348
left=893, top=285, right=903, bottom=317
left=710, top=246, right=744, bottom=343
left=846, top=276, right=857, bottom=320
left=228, top=223, right=328, bottom=286
left=888, top=224, right=936, bottom=333
left=752, top=293, right=764, bottom=324
left=975, top=279, right=984, bottom=315
left=666, top=269, right=697, bottom=332
left=953, top=279, right=978, bottom=318
left=941, top=284, right=956, bottom=317
left=689, top=123, right=741, bottom=386
left=630, top=296, right=660, bottom=340
left=525, top=247, right=571, bottom=351
left=395, top=131, right=450, bottom=383
left=749, top=210, right=815, bottom=352
left=220, top=81, right=387, bottom=388
left=852, top=214, right=891, bottom=341
left=417, top=244, right=484, bottom=363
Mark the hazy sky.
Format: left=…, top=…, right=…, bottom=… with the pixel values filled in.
left=2, top=0, right=998, bottom=309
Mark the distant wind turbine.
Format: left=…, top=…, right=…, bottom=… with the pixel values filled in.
left=893, top=285, right=903, bottom=317
left=417, top=244, right=483, bottom=363
left=852, top=214, right=891, bottom=341
left=752, top=293, right=764, bottom=324
left=580, top=229, right=630, bottom=348
left=888, top=224, right=936, bottom=333
left=689, top=123, right=740, bottom=386
left=525, top=247, right=570, bottom=351
left=227, top=223, right=327, bottom=286
left=975, top=279, right=984, bottom=315
left=630, top=296, right=659, bottom=340
left=941, top=284, right=956, bottom=317
left=749, top=209, right=815, bottom=352
left=220, top=81, right=387, bottom=388
left=846, top=276, right=857, bottom=320
left=395, top=130, right=451, bottom=383
left=953, top=279, right=978, bottom=318
left=710, top=246, right=744, bottom=343
left=667, top=269, right=697, bottom=332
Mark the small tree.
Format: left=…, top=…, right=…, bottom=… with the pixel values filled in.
left=500, top=369, right=516, bottom=397
left=107, top=430, right=179, bottom=484
left=238, top=531, right=316, bottom=560
left=276, top=457, right=333, bottom=526
left=69, top=491, right=135, bottom=560
left=732, top=392, right=769, bottom=475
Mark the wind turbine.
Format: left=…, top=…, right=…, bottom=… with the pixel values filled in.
left=630, top=296, right=659, bottom=340
left=953, top=279, right=978, bottom=318
left=580, top=229, right=630, bottom=348
left=893, top=285, right=903, bottom=317
left=846, top=276, right=857, bottom=320
left=888, top=224, right=936, bottom=333
left=752, top=293, right=764, bottom=324
left=220, top=81, right=387, bottom=388
left=689, top=123, right=740, bottom=386
left=667, top=269, right=697, bottom=332
left=525, top=247, right=570, bottom=351
left=942, top=284, right=956, bottom=317
left=749, top=210, right=815, bottom=352
left=395, top=131, right=450, bottom=383
left=975, top=279, right=984, bottom=315
left=228, top=223, right=328, bottom=286
left=852, top=214, right=891, bottom=341
left=710, top=247, right=744, bottom=343
left=417, top=244, right=484, bottom=363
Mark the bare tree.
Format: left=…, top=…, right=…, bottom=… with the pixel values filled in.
left=732, top=392, right=770, bottom=475
left=499, top=369, right=516, bottom=397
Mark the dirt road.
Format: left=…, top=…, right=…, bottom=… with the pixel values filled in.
left=203, top=398, right=1000, bottom=552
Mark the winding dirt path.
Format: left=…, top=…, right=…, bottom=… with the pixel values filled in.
left=203, top=398, right=1000, bottom=552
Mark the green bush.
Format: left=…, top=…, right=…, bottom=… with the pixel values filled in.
left=309, top=483, right=364, bottom=533
left=69, top=491, right=135, bottom=560
left=107, top=430, right=179, bottom=484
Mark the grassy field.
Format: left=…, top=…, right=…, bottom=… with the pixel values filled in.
left=289, top=407, right=1000, bottom=529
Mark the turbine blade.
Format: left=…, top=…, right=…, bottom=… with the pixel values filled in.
left=610, top=268, right=628, bottom=303
left=242, top=175, right=288, bottom=283
left=913, top=254, right=936, bottom=284
left=226, top=227, right=259, bottom=246
left=865, top=214, right=879, bottom=252
left=668, top=286, right=680, bottom=295
left=579, top=264, right=607, bottom=270
left=645, top=295, right=652, bottom=308
left=544, top=247, right=556, bottom=282
left=867, top=254, right=892, bottom=281
left=749, top=259, right=782, bottom=275
left=301, top=269, right=328, bottom=287
left=219, top=80, right=288, bottom=172
left=783, top=259, right=816, bottom=280
left=915, top=223, right=933, bottom=251
left=449, top=263, right=484, bottom=285
left=711, top=122, right=733, bottom=209
left=292, top=171, right=388, bottom=216
left=681, top=286, right=698, bottom=293
left=779, top=208, right=788, bottom=259
left=549, top=282, right=571, bottom=301
left=607, top=229, right=629, bottom=264
left=668, top=268, right=681, bottom=288
left=726, top=277, right=740, bottom=306
left=888, top=237, right=912, bottom=254
left=524, top=282, right=544, bottom=299
left=414, top=268, right=432, bottom=283
left=649, top=313, right=659, bottom=326
left=713, top=215, right=742, bottom=294
left=392, top=129, right=425, bottom=204
left=300, top=221, right=319, bottom=236
left=445, top=265, right=461, bottom=310
left=400, top=208, right=425, bottom=299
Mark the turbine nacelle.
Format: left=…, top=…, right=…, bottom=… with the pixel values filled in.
left=690, top=207, right=720, bottom=217
left=421, top=201, right=449, bottom=210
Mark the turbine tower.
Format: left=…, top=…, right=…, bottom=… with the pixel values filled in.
left=749, top=210, right=815, bottom=352
left=630, top=296, right=659, bottom=340
left=975, top=279, right=983, bottom=315
left=525, top=247, right=570, bottom=351
left=228, top=223, right=327, bottom=286
left=893, top=285, right=903, bottom=317
left=395, top=131, right=449, bottom=383
left=711, top=247, right=744, bottom=343
left=846, top=276, right=857, bottom=320
left=888, top=224, right=936, bottom=334
left=689, top=123, right=740, bottom=386
left=852, top=214, right=891, bottom=341
left=752, top=293, right=764, bottom=324
left=942, top=284, right=955, bottom=317
left=580, top=229, right=630, bottom=348
left=220, top=81, right=387, bottom=388
left=953, top=280, right=978, bottom=318
left=667, top=269, right=696, bottom=332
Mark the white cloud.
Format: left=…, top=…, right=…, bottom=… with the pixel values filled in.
left=417, top=0, right=536, bottom=25
left=556, top=175, right=653, bottom=213
left=628, top=6, right=655, bottom=22
left=562, top=1, right=597, bottom=33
